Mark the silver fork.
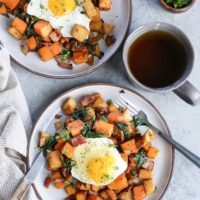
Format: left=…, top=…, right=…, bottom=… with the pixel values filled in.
left=116, top=95, right=200, bottom=168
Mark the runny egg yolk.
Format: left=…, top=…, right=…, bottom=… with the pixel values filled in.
left=86, top=154, right=116, bottom=183
left=48, top=0, right=76, bottom=16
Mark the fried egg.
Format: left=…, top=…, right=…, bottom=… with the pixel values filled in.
left=71, top=138, right=127, bottom=186
left=27, top=0, right=90, bottom=37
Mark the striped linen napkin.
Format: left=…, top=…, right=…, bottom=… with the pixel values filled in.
left=0, top=45, right=37, bottom=200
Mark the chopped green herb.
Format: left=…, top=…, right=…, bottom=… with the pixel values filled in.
left=134, top=149, right=147, bottom=167
left=82, top=130, right=104, bottom=138
left=41, top=135, right=59, bottom=157
left=101, top=114, right=108, bottom=122
left=59, top=49, right=71, bottom=62
left=133, top=116, right=144, bottom=127
left=63, top=158, right=76, bottom=170
left=59, top=128, right=71, bottom=142
left=107, top=99, right=113, bottom=106
left=109, top=144, right=116, bottom=148
left=64, top=180, right=71, bottom=186
left=131, top=169, right=138, bottom=176
left=165, top=0, right=191, bottom=8
left=116, top=123, right=131, bottom=139
left=98, top=51, right=104, bottom=59
left=61, top=148, right=68, bottom=154
left=73, top=108, right=87, bottom=120
left=40, top=3, right=45, bottom=9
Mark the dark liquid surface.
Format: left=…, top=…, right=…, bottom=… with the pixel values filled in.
left=128, top=31, right=188, bottom=88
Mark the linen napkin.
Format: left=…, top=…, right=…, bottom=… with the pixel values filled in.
left=0, top=45, right=38, bottom=200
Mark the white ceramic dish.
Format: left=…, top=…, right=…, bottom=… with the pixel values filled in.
left=0, top=1, right=131, bottom=78
left=28, top=83, right=174, bottom=200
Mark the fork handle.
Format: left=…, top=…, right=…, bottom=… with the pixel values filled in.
left=147, top=123, right=200, bottom=168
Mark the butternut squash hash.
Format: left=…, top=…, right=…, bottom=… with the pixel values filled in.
left=0, top=0, right=116, bottom=69
left=39, top=93, right=159, bottom=200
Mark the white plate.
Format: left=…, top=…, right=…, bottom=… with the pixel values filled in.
left=0, top=1, right=131, bottom=78
left=28, top=84, right=174, bottom=200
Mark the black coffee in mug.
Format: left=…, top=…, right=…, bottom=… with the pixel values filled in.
left=128, top=30, right=188, bottom=88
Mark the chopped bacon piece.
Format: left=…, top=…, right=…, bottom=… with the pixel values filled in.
left=80, top=95, right=94, bottom=106
left=71, top=135, right=86, bottom=147
left=55, top=56, right=73, bottom=70
left=49, top=30, right=62, bottom=42
left=105, top=35, right=116, bottom=47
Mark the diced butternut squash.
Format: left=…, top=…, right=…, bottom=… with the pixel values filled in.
left=91, top=44, right=101, bottom=57
left=49, top=42, right=62, bottom=56
left=108, top=103, right=120, bottom=113
left=120, top=153, right=128, bottom=164
left=120, top=139, right=138, bottom=155
left=34, top=20, right=52, bottom=37
left=143, top=129, right=156, bottom=145
left=94, top=119, right=114, bottom=137
left=108, top=173, right=128, bottom=192
left=47, top=151, right=63, bottom=170
left=83, top=0, right=99, bottom=20
left=93, top=97, right=108, bottom=110
left=0, top=3, right=7, bottom=15
left=108, top=112, right=124, bottom=123
left=147, top=147, right=159, bottom=159
left=11, top=17, right=27, bottom=35
left=107, top=189, right=117, bottom=200
left=119, top=187, right=132, bottom=200
left=103, top=23, right=115, bottom=34
left=63, top=97, right=77, bottom=115
left=73, top=51, right=88, bottom=64
left=99, top=0, right=111, bottom=10
left=25, top=36, right=38, bottom=51
left=61, top=142, right=74, bottom=159
left=91, top=185, right=101, bottom=192
left=71, top=24, right=89, bottom=42
left=38, top=46, right=54, bottom=61
left=54, top=142, right=65, bottom=151
left=65, top=185, right=76, bottom=195
left=138, top=169, right=152, bottom=179
left=8, top=27, right=22, bottom=40
left=87, top=194, right=103, bottom=200
left=2, top=0, right=20, bottom=11
left=76, top=191, right=87, bottom=200
left=133, top=185, right=146, bottom=200
left=90, top=20, right=103, bottom=33
left=68, top=120, right=84, bottom=137
left=55, top=180, right=65, bottom=189
left=144, top=179, right=156, bottom=195
left=39, top=132, right=51, bottom=147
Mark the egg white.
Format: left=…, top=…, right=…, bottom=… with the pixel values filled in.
left=27, top=0, right=91, bottom=37
left=71, top=138, right=127, bottom=186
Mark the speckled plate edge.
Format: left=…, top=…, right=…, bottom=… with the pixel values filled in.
left=10, top=0, right=132, bottom=79
left=27, top=83, right=174, bottom=200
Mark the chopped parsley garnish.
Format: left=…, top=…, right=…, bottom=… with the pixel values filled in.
left=59, top=128, right=71, bottom=142
left=133, top=116, right=144, bottom=127
left=73, top=108, right=87, bottom=120
left=107, top=99, right=113, bottom=106
left=131, top=169, right=138, bottom=176
left=134, top=149, right=147, bottom=167
left=165, top=0, right=191, bottom=8
left=63, top=158, right=76, bottom=170
left=39, top=4, right=45, bottom=10
left=64, top=180, right=72, bottom=186
left=59, top=49, right=71, bottom=62
left=116, top=123, right=131, bottom=139
left=101, top=114, right=108, bottom=122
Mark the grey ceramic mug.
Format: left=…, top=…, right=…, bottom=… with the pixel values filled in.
left=123, top=22, right=200, bottom=106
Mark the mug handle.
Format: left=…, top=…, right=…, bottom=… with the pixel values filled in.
left=173, top=81, right=200, bottom=106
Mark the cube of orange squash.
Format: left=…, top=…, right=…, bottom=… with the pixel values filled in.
left=76, top=191, right=87, bottom=200
left=94, top=119, right=114, bottom=137
left=2, top=0, right=20, bottom=11
left=25, top=36, right=38, bottom=51
left=108, top=173, right=128, bottom=192
left=65, top=185, right=76, bottom=195
left=138, top=169, right=152, bottom=179
left=68, top=120, right=84, bottom=137
left=11, top=17, right=27, bottom=35
left=120, top=139, right=138, bottom=155
left=87, top=194, right=103, bottom=200
left=133, top=185, right=146, bottom=200
left=61, top=142, right=74, bottom=159
left=47, top=151, right=62, bottom=170
left=34, top=20, right=52, bottom=38
left=99, top=0, right=111, bottom=10
left=0, top=3, right=8, bottom=16
left=73, top=51, right=88, bottom=64
left=147, top=147, right=159, bottom=159
left=38, top=46, right=54, bottom=61
left=49, top=42, right=62, bottom=56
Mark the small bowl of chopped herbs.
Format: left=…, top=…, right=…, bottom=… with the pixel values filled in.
left=160, top=0, right=196, bottom=13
